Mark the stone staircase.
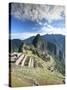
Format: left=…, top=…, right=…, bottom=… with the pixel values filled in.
left=10, top=53, right=43, bottom=68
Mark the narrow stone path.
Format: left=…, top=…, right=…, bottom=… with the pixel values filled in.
left=28, top=57, right=32, bottom=67
left=31, top=59, right=34, bottom=67
left=21, top=56, right=27, bottom=66
left=15, top=54, right=24, bottom=65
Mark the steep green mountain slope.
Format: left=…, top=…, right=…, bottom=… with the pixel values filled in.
left=10, top=46, right=65, bottom=87
left=9, top=39, right=22, bottom=53
left=9, top=34, right=65, bottom=87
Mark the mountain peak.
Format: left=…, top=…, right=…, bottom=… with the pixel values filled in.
left=32, top=34, right=47, bottom=53
left=35, top=34, right=41, bottom=38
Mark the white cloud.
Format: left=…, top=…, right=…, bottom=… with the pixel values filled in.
left=40, top=24, right=66, bottom=35
left=10, top=3, right=65, bottom=40
left=11, top=3, right=65, bottom=23
left=11, top=32, right=38, bottom=40
left=38, top=22, right=43, bottom=25
left=11, top=24, right=66, bottom=40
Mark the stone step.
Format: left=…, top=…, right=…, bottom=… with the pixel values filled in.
left=15, top=54, right=24, bottom=65
left=28, top=57, right=32, bottom=67
left=28, top=57, right=34, bottom=68
left=21, top=56, right=27, bottom=66
left=24, top=56, right=30, bottom=66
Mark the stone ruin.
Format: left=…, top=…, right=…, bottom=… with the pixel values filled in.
left=10, top=52, right=43, bottom=68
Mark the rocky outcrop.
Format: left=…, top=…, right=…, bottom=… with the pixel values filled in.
left=32, top=34, right=47, bottom=55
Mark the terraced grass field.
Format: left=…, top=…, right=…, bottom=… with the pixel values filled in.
left=9, top=50, right=65, bottom=87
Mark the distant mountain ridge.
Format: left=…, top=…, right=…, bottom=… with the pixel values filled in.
left=9, top=39, right=22, bottom=53
left=9, top=34, right=65, bottom=55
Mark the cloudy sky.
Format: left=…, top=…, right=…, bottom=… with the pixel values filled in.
left=9, top=3, right=66, bottom=40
